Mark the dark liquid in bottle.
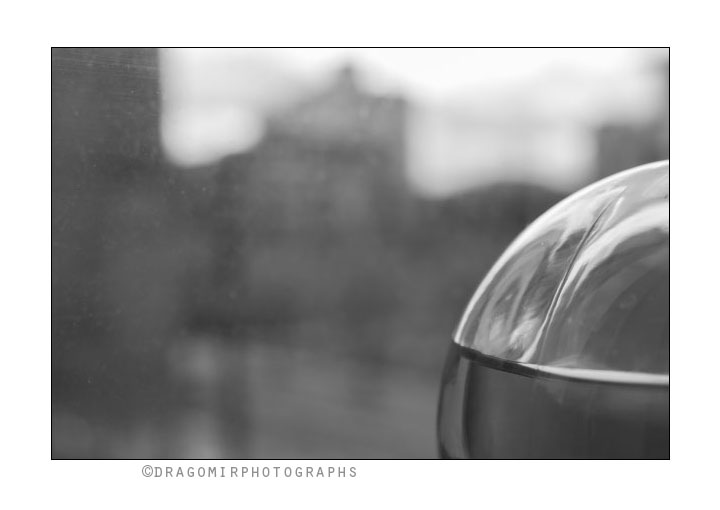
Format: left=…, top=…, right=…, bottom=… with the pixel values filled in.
left=438, top=343, right=669, bottom=459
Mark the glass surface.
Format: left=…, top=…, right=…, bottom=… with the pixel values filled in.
left=455, top=161, right=669, bottom=375
left=540, top=203, right=669, bottom=374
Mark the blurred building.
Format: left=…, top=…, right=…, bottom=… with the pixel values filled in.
left=212, top=65, right=412, bottom=324
left=252, top=64, right=410, bottom=236
left=595, top=58, right=669, bottom=179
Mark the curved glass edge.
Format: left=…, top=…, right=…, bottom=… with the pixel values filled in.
left=438, top=342, right=670, bottom=459
left=453, top=344, right=669, bottom=386
left=454, top=161, right=669, bottom=372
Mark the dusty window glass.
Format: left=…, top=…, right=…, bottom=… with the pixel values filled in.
left=52, top=48, right=669, bottom=459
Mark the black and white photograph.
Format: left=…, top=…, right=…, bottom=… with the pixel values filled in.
left=51, top=47, right=669, bottom=460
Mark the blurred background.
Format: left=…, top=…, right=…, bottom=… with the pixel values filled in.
left=52, top=48, right=669, bottom=459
